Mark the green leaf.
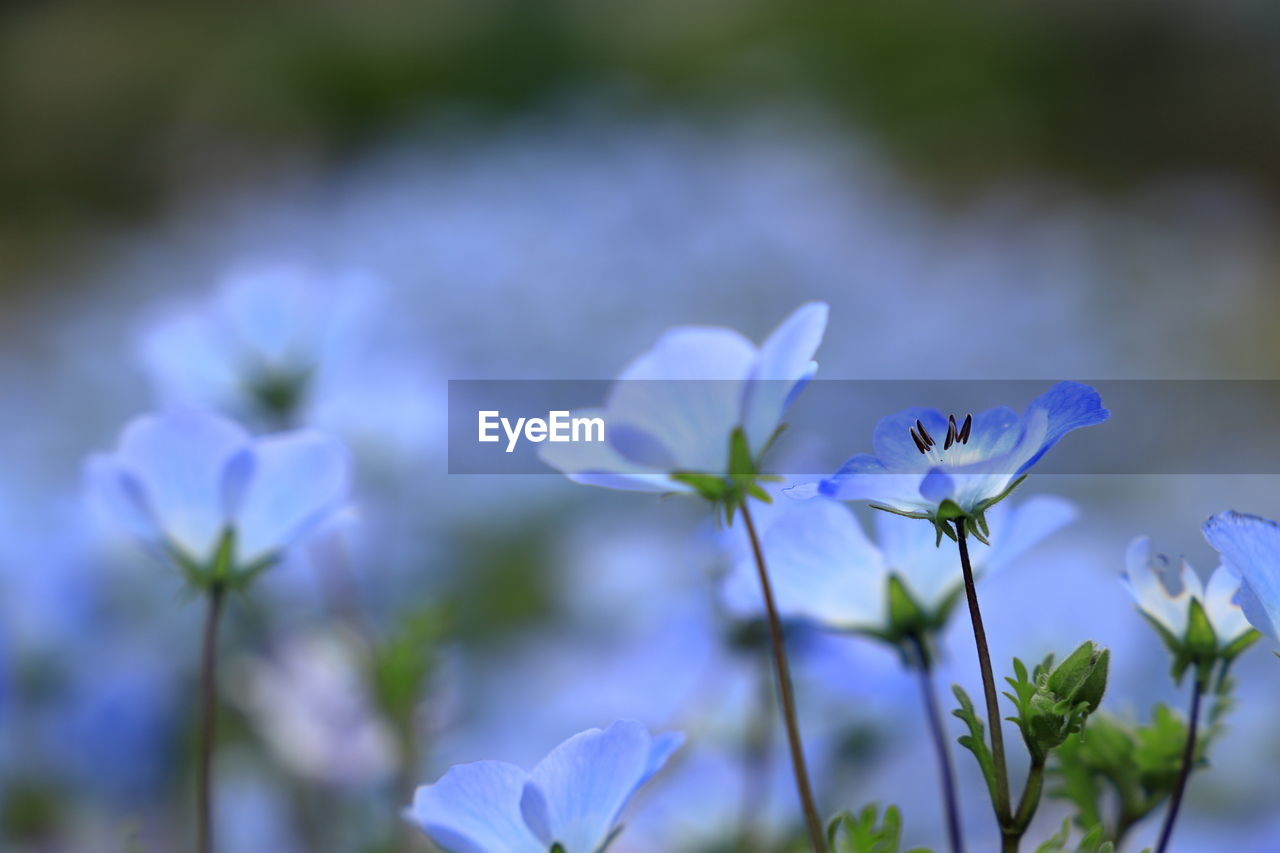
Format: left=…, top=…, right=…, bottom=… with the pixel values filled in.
left=952, top=685, right=999, bottom=805
left=827, top=804, right=930, bottom=853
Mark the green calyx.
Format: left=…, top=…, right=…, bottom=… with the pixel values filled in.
left=1141, top=598, right=1261, bottom=687
left=168, top=528, right=277, bottom=594
left=864, top=574, right=961, bottom=667
left=870, top=473, right=1028, bottom=547
left=668, top=426, right=781, bottom=524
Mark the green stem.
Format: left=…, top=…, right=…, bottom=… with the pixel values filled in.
left=1002, top=756, right=1045, bottom=852
left=1154, top=678, right=1205, bottom=853
left=908, top=634, right=965, bottom=853
left=954, top=521, right=1012, bottom=827
left=740, top=502, right=828, bottom=853
left=197, top=585, right=226, bottom=853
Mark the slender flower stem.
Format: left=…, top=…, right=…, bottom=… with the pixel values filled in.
left=197, top=585, right=227, bottom=853
left=1004, top=757, right=1045, bottom=852
left=1154, top=678, right=1205, bottom=853
left=740, top=502, right=828, bottom=853
left=908, top=634, right=965, bottom=853
left=954, top=521, right=1012, bottom=825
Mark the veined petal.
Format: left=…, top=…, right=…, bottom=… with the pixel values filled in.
left=1014, top=381, right=1109, bottom=474
left=521, top=721, right=681, bottom=852
left=721, top=498, right=888, bottom=630
left=235, top=430, right=352, bottom=564
left=1203, top=511, right=1280, bottom=639
left=114, top=410, right=251, bottom=563
left=406, top=761, right=542, bottom=853
left=1203, top=565, right=1253, bottom=643
left=741, top=302, right=828, bottom=454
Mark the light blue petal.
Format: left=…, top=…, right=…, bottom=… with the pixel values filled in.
left=1203, top=511, right=1280, bottom=639
left=741, top=302, right=828, bottom=454
left=406, top=761, right=542, bottom=853
left=721, top=498, right=888, bottom=630
left=875, top=510, right=972, bottom=609
left=538, top=409, right=679, bottom=493
left=918, top=468, right=955, bottom=504
left=607, top=327, right=757, bottom=473
left=1203, top=565, right=1253, bottom=643
left=114, top=410, right=251, bottom=563
left=84, top=455, right=160, bottom=544
left=235, top=429, right=352, bottom=564
left=521, top=721, right=680, bottom=852
left=1014, top=382, right=1109, bottom=474
left=984, top=495, right=1078, bottom=572
left=818, top=454, right=929, bottom=512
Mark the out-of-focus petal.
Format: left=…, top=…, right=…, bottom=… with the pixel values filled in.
left=235, top=430, right=352, bottom=564
left=741, top=302, right=828, bottom=454
left=114, top=410, right=251, bottom=562
left=407, top=761, right=542, bottom=853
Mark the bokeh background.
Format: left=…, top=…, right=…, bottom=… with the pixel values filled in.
left=3, top=1, right=1280, bottom=851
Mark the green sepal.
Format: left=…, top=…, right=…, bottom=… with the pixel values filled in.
left=1221, top=628, right=1260, bottom=664
left=868, top=503, right=931, bottom=520
left=1184, top=598, right=1217, bottom=661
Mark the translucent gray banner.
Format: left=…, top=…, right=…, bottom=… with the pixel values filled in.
left=447, top=380, right=1280, bottom=475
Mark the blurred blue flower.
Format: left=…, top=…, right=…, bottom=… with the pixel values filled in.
left=721, top=495, right=1075, bottom=633
left=1203, top=510, right=1280, bottom=640
left=138, top=262, right=378, bottom=426
left=85, top=410, right=351, bottom=575
left=540, top=303, right=828, bottom=491
left=408, top=720, right=683, bottom=853
left=811, top=382, right=1108, bottom=519
left=1121, top=536, right=1252, bottom=648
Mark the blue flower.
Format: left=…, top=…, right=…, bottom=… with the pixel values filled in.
left=540, top=303, right=827, bottom=492
left=86, top=410, right=351, bottom=579
left=1203, top=510, right=1280, bottom=640
left=810, top=381, right=1108, bottom=521
left=407, top=720, right=683, bottom=853
left=1121, top=536, right=1252, bottom=652
left=138, top=262, right=384, bottom=427
left=720, top=494, right=1075, bottom=634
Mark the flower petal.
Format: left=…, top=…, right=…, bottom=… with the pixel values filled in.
left=1202, top=565, right=1253, bottom=643
left=235, top=430, right=352, bottom=564
left=741, top=302, right=828, bottom=454
left=406, top=761, right=542, bottom=853
left=721, top=498, right=887, bottom=630
left=984, top=495, right=1078, bottom=572
left=1203, top=510, right=1280, bottom=639
left=1120, top=537, right=1191, bottom=637
left=114, top=410, right=251, bottom=562
left=521, top=721, right=681, bottom=852
left=607, top=327, right=757, bottom=472
left=538, top=409, right=679, bottom=493
left=1014, top=381, right=1109, bottom=474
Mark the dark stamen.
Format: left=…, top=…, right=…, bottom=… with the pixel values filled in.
left=915, top=419, right=935, bottom=448
left=945, top=415, right=957, bottom=450
left=959, top=413, right=972, bottom=444
left=910, top=427, right=929, bottom=455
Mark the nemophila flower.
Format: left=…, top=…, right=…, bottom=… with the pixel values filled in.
left=807, top=381, right=1107, bottom=537
left=407, top=720, right=683, bottom=853
left=139, top=262, right=380, bottom=424
left=85, top=409, right=351, bottom=588
left=720, top=494, right=1075, bottom=643
left=1203, top=510, right=1280, bottom=640
left=539, top=303, right=828, bottom=499
left=1121, top=537, right=1257, bottom=681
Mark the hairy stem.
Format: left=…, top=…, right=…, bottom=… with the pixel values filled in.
left=954, top=521, right=1012, bottom=824
left=1154, top=678, right=1205, bottom=853
left=909, top=634, right=965, bottom=853
left=197, top=585, right=226, bottom=853
left=1003, top=756, right=1045, bottom=852
left=740, top=502, right=828, bottom=853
